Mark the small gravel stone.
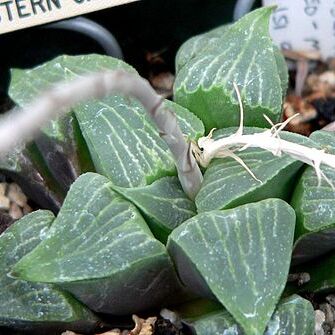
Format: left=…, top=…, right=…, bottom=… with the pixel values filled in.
left=0, top=195, right=10, bottom=210
left=315, top=310, right=326, bottom=335
left=7, top=183, right=27, bottom=207
left=326, top=295, right=335, bottom=308
left=9, top=202, right=23, bottom=220
left=320, top=303, right=334, bottom=327
left=0, top=183, right=6, bottom=196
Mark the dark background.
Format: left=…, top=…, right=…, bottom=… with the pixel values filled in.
left=0, top=0, right=261, bottom=92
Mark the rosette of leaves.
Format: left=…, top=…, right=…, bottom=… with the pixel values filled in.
left=0, top=210, right=98, bottom=333
left=12, top=173, right=188, bottom=315
left=0, top=6, right=323, bottom=333
left=291, top=131, right=335, bottom=265
left=174, top=7, right=288, bottom=131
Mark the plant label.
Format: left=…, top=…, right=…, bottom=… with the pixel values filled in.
left=263, top=0, right=335, bottom=60
left=0, top=0, right=138, bottom=34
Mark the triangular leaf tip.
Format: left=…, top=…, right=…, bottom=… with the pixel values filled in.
left=168, top=199, right=296, bottom=335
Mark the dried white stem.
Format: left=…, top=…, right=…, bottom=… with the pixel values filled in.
left=0, top=70, right=202, bottom=199
left=198, top=131, right=335, bottom=169
left=194, top=84, right=335, bottom=187
left=197, top=129, right=335, bottom=188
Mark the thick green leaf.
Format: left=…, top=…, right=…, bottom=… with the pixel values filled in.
left=9, top=54, right=204, bottom=190
left=168, top=199, right=296, bottom=335
left=176, top=25, right=229, bottom=72
left=12, top=173, right=186, bottom=314
left=291, top=131, right=335, bottom=264
left=264, top=295, right=314, bottom=335
left=9, top=57, right=100, bottom=192
left=174, top=7, right=287, bottom=131
left=0, top=210, right=97, bottom=332
left=189, top=309, right=243, bottom=334
left=75, top=92, right=204, bottom=188
left=292, top=228, right=335, bottom=266
left=114, top=176, right=196, bottom=243
left=176, top=26, right=288, bottom=101
left=196, top=128, right=315, bottom=212
left=186, top=295, right=314, bottom=335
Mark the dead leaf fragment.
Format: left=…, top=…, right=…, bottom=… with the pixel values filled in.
left=130, top=315, right=156, bottom=335
left=9, top=202, right=23, bottom=220
left=8, top=183, right=27, bottom=207
left=284, top=95, right=316, bottom=135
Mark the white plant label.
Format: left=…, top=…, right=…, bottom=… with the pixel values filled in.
left=263, top=0, right=335, bottom=60
left=0, top=0, right=138, bottom=34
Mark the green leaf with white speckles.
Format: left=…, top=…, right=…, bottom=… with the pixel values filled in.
left=189, top=308, right=243, bottom=334
left=9, top=54, right=204, bottom=191
left=264, top=295, right=314, bottom=335
left=176, top=24, right=229, bottom=72
left=0, top=210, right=97, bottom=332
left=114, top=176, right=196, bottom=243
left=168, top=199, right=296, bottom=335
left=12, top=173, right=186, bottom=315
left=9, top=56, right=110, bottom=192
left=195, top=128, right=315, bottom=212
left=186, top=295, right=314, bottom=335
left=291, top=131, right=335, bottom=265
left=75, top=90, right=204, bottom=188
left=174, top=7, right=288, bottom=131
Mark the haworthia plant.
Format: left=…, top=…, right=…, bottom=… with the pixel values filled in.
left=113, top=176, right=196, bottom=243
left=196, top=128, right=315, bottom=212
left=12, top=173, right=187, bottom=314
left=291, top=131, right=335, bottom=264
left=168, top=199, right=296, bottom=335
left=185, top=295, right=314, bottom=335
left=0, top=210, right=97, bottom=333
left=174, top=7, right=288, bottom=131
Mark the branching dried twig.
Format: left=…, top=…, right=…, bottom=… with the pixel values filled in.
left=196, top=124, right=335, bottom=187
left=193, top=83, right=335, bottom=188
left=0, top=71, right=203, bottom=199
